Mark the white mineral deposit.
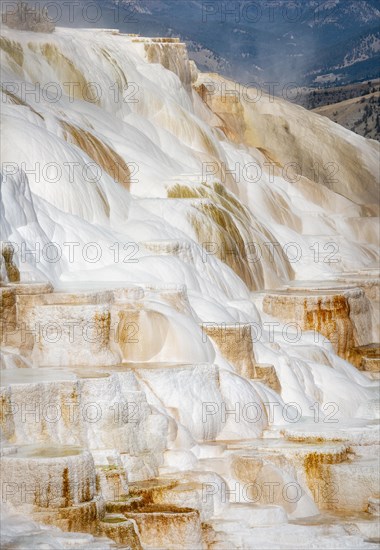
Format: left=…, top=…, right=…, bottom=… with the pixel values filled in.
left=0, top=2, right=379, bottom=548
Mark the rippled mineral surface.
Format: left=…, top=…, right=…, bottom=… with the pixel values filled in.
left=0, top=9, right=379, bottom=550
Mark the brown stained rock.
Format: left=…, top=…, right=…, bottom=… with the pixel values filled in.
left=127, top=478, right=179, bottom=507
left=0, top=287, right=17, bottom=342
left=0, top=449, right=97, bottom=510
left=97, top=515, right=143, bottom=548
left=347, top=343, right=380, bottom=372
left=2, top=244, right=20, bottom=283
left=33, top=498, right=105, bottom=533
left=122, top=505, right=202, bottom=550
left=252, top=363, right=281, bottom=393
left=61, top=121, right=130, bottom=191
left=368, top=496, right=380, bottom=516
left=202, top=323, right=256, bottom=378
left=1, top=282, right=53, bottom=352
left=262, top=288, right=371, bottom=358
left=10, top=281, right=53, bottom=296
left=16, top=290, right=118, bottom=367
left=0, top=390, right=16, bottom=440
left=194, top=82, right=247, bottom=144
left=143, top=41, right=193, bottom=92
left=230, top=455, right=264, bottom=484
left=96, top=466, right=128, bottom=503
left=362, top=356, right=380, bottom=372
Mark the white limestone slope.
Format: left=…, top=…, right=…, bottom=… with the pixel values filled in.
left=0, top=25, right=379, bottom=549
left=1, top=27, right=379, bottom=290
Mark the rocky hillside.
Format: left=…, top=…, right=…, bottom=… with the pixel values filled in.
left=297, top=80, right=380, bottom=109
left=313, top=92, right=380, bottom=141
left=2, top=0, right=55, bottom=33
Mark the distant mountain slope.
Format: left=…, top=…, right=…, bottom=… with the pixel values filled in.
left=296, top=79, right=380, bottom=110
left=28, top=0, right=379, bottom=88
left=313, top=92, right=380, bottom=141
left=107, top=0, right=380, bottom=87
left=305, top=28, right=380, bottom=86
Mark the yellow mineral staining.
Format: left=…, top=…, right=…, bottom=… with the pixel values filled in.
left=57, top=500, right=100, bottom=532
left=304, top=449, right=348, bottom=474
left=0, top=288, right=17, bottom=342
left=62, top=467, right=71, bottom=508
left=126, top=504, right=195, bottom=514
left=100, top=465, right=119, bottom=471
left=70, top=387, right=78, bottom=402
left=93, top=311, right=112, bottom=348
left=199, top=128, right=221, bottom=158
left=38, top=43, right=99, bottom=104
left=142, top=40, right=194, bottom=94
left=285, top=434, right=341, bottom=444
left=101, top=516, right=126, bottom=523
left=253, top=364, right=281, bottom=393
left=60, top=392, right=77, bottom=430
left=97, top=516, right=143, bottom=548
left=167, top=185, right=199, bottom=200
left=100, top=48, right=128, bottom=91
left=195, top=83, right=209, bottom=103
left=195, top=82, right=247, bottom=143
left=83, top=478, right=92, bottom=503
left=1, top=87, right=44, bottom=119
left=0, top=393, right=16, bottom=440
left=145, top=41, right=184, bottom=84
left=95, top=474, right=101, bottom=494
left=145, top=43, right=170, bottom=67
left=303, top=296, right=355, bottom=357
left=59, top=387, right=80, bottom=430
left=203, top=324, right=256, bottom=378
left=303, top=448, right=348, bottom=510
left=256, top=147, right=282, bottom=168
left=168, top=181, right=252, bottom=235
left=347, top=343, right=380, bottom=371
left=61, top=120, right=131, bottom=191
left=191, top=206, right=254, bottom=289
left=0, top=36, right=24, bottom=67
left=168, top=182, right=256, bottom=288
left=144, top=41, right=184, bottom=70
left=2, top=244, right=20, bottom=283
left=121, top=504, right=201, bottom=549
left=97, top=465, right=126, bottom=503
left=263, top=292, right=357, bottom=358
left=127, top=479, right=179, bottom=507
left=106, top=502, right=199, bottom=550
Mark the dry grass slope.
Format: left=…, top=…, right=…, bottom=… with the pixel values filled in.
left=2, top=1, right=55, bottom=33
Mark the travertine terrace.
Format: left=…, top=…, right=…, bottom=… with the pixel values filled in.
left=1, top=22, right=379, bottom=550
